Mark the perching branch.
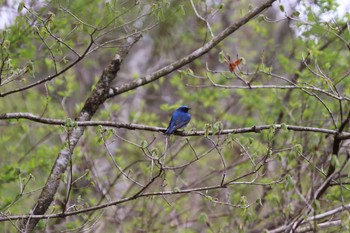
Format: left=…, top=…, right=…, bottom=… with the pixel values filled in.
left=1, top=112, right=348, bottom=137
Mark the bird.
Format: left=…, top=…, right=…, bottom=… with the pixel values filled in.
left=165, top=105, right=191, bottom=134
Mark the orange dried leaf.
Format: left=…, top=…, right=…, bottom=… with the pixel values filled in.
left=228, top=58, right=242, bottom=72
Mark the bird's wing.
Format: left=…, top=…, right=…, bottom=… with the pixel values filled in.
left=165, top=112, right=191, bottom=134
left=165, top=115, right=176, bottom=134
left=172, top=114, right=190, bottom=130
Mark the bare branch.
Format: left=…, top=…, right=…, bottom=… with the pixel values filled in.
left=190, top=0, right=215, bottom=38
left=268, top=203, right=350, bottom=233
left=0, top=32, right=96, bottom=97
left=193, top=77, right=350, bottom=102
left=18, top=35, right=141, bottom=232
left=0, top=176, right=273, bottom=223
left=107, top=0, right=277, bottom=98
left=0, top=112, right=347, bottom=137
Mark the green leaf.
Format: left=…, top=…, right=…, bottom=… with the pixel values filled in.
left=105, top=129, right=113, bottom=141
left=281, top=123, right=288, bottom=131
left=17, top=1, right=25, bottom=12
left=2, top=29, right=8, bottom=38
left=213, top=121, right=223, bottom=135
left=285, top=174, right=294, bottom=190
left=279, top=4, right=285, bottom=12
left=27, top=61, right=34, bottom=72
left=257, top=14, right=265, bottom=23
left=331, top=154, right=340, bottom=168
left=248, top=4, right=253, bottom=11
left=218, top=51, right=226, bottom=64
left=40, top=27, right=48, bottom=39
left=48, top=11, right=56, bottom=21
left=97, top=135, right=103, bottom=144
left=240, top=195, right=248, bottom=207
left=314, top=199, right=321, bottom=210
left=65, top=118, right=77, bottom=128
left=151, top=148, right=159, bottom=158
left=292, top=11, right=300, bottom=17
left=77, top=195, right=82, bottom=204
left=198, top=212, right=208, bottom=224
left=207, top=195, right=213, bottom=202
left=58, top=91, right=65, bottom=97
left=187, top=68, right=194, bottom=75
left=204, top=124, right=210, bottom=137
left=248, top=137, right=254, bottom=144
left=32, top=26, right=39, bottom=34
left=176, top=5, right=185, bottom=16
left=276, top=153, right=282, bottom=161
left=44, top=58, right=53, bottom=69
left=256, top=198, right=262, bottom=206
left=96, top=125, right=104, bottom=143
left=293, top=144, right=303, bottom=155
left=85, top=169, right=91, bottom=181
left=15, top=167, right=21, bottom=176
left=140, top=140, right=148, bottom=149
left=3, top=40, right=10, bottom=50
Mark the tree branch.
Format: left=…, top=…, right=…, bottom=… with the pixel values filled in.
left=0, top=175, right=272, bottom=223
left=19, top=35, right=141, bottom=232
left=268, top=203, right=350, bottom=233
left=0, top=32, right=96, bottom=97
left=1, top=112, right=348, bottom=137
left=107, top=0, right=277, bottom=98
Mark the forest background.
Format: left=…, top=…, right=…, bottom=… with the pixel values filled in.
left=0, top=0, right=350, bottom=232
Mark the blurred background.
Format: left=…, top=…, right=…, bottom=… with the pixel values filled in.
left=0, top=0, right=350, bottom=232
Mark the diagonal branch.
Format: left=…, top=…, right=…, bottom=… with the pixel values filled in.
left=276, top=22, right=349, bottom=124
left=0, top=33, right=96, bottom=97
left=107, top=0, right=277, bottom=98
left=0, top=167, right=268, bottom=223
left=19, top=35, right=141, bottom=232
left=315, top=110, right=350, bottom=200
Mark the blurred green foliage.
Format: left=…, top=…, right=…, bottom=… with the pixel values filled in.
left=1, top=0, right=350, bottom=232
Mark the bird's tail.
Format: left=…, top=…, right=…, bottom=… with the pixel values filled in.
left=165, top=127, right=175, bottom=134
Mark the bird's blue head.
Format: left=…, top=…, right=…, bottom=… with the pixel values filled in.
left=177, top=105, right=191, bottom=113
